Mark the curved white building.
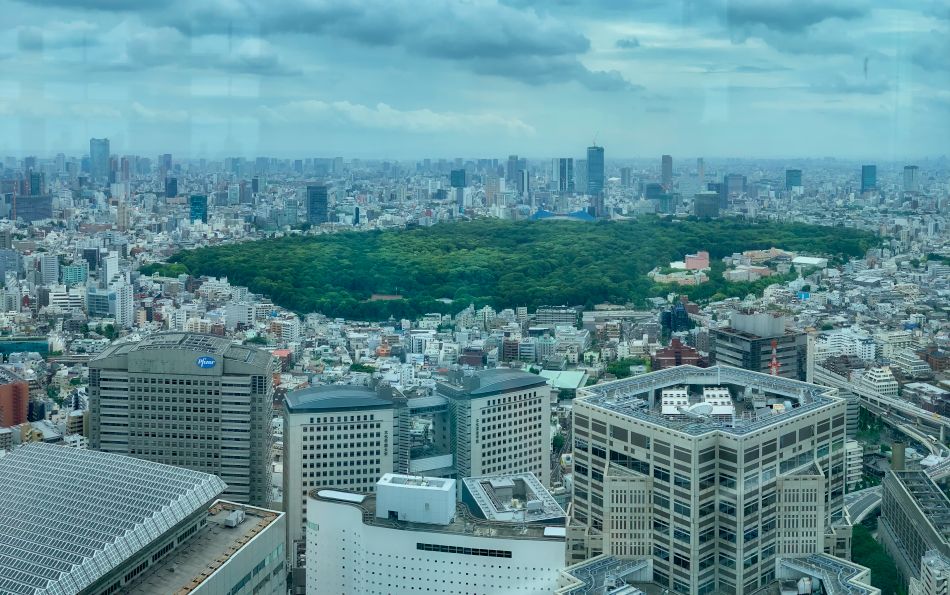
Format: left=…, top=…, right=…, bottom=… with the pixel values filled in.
left=307, top=473, right=566, bottom=594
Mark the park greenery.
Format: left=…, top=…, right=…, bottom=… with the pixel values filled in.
left=851, top=524, right=906, bottom=595
left=164, top=217, right=876, bottom=320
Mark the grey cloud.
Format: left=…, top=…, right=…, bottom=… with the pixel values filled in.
left=726, top=0, right=868, bottom=33
left=107, top=27, right=301, bottom=76
left=912, top=31, right=950, bottom=72
left=17, top=22, right=99, bottom=52
left=615, top=37, right=641, bottom=49
left=809, top=76, right=890, bottom=95
left=13, top=0, right=166, bottom=9
left=162, top=0, right=634, bottom=92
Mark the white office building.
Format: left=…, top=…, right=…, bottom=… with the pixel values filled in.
left=438, top=368, right=552, bottom=486
left=307, top=472, right=566, bottom=594
left=282, top=384, right=406, bottom=565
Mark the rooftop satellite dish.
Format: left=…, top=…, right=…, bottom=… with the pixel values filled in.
left=678, top=402, right=714, bottom=420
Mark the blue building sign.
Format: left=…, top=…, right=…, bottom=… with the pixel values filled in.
left=196, top=356, right=217, bottom=369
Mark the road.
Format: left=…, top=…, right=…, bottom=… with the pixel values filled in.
left=844, top=486, right=882, bottom=523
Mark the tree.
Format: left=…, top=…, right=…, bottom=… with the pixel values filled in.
left=552, top=434, right=565, bottom=453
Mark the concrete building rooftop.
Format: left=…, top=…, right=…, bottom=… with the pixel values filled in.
left=127, top=501, right=283, bottom=595
left=284, top=384, right=392, bottom=413
left=579, top=365, right=839, bottom=436
left=312, top=486, right=565, bottom=541
left=462, top=473, right=565, bottom=524
left=892, top=470, right=950, bottom=542
left=439, top=368, right=548, bottom=399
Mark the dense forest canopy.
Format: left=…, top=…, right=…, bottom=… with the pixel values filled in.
left=163, top=218, right=876, bottom=320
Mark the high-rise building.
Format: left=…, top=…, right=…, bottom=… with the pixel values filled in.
left=861, top=164, right=877, bottom=193
left=557, top=158, right=574, bottom=193
left=90, top=137, right=110, bottom=181
left=11, top=193, right=52, bottom=222
left=723, top=173, right=747, bottom=199
left=89, top=332, right=276, bottom=506
left=620, top=167, right=632, bottom=188
left=904, top=165, right=920, bottom=193
left=506, top=154, right=519, bottom=185
left=28, top=170, right=44, bottom=195
left=710, top=311, right=808, bottom=380
left=39, top=253, right=59, bottom=286
left=437, top=368, right=551, bottom=486
left=586, top=146, right=605, bottom=197
left=880, top=470, right=950, bottom=587
left=307, top=473, right=566, bottom=595
left=697, top=157, right=704, bottom=190
left=306, top=184, right=328, bottom=225
left=519, top=169, right=530, bottom=197
left=450, top=169, right=466, bottom=188
left=569, top=365, right=850, bottom=594
left=575, top=159, right=587, bottom=193
left=165, top=176, right=178, bottom=198
left=189, top=194, right=208, bottom=223
left=0, top=443, right=286, bottom=595
left=661, top=154, right=673, bottom=189
left=785, top=169, right=802, bottom=190
left=693, top=191, right=720, bottom=218
left=282, top=385, right=407, bottom=561
left=0, top=368, right=29, bottom=427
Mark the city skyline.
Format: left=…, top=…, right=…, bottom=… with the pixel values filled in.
left=1, top=0, right=948, bottom=159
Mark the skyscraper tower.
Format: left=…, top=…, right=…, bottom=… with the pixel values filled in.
left=558, top=158, right=574, bottom=193
left=586, top=145, right=604, bottom=197
left=89, top=138, right=110, bottom=182
left=860, top=165, right=877, bottom=193
left=506, top=155, right=519, bottom=186
left=785, top=169, right=802, bottom=191
left=661, top=154, right=673, bottom=190
left=306, top=185, right=328, bottom=225
left=189, top=194, right=208, bottom=224
left=697, top=158, right=704, bottom=191
left=903, top=165, right=919, bottom=193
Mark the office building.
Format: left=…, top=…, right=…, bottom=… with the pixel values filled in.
left=90, top=137, right=110, bottom=181
left=307, top=472, right=566, bottom=595
left=282, top=384, right=407, bottom=564
left=28, top=170, right=44, bottom=195
left=557, top=157, right=574, bottom=193
left=697, top=157, right=705, bottom=190
left=306, top=184, right=328, bottom=225
left=506, top=154, right=519, bottom=184
left=437, top=368, right=551, bottom=486
left=0, top=443, right=285, bottom=595
left=880, top=470, right=950, bottom=587
left=724, top=173, right=747, bottom=201
left=911, top=551, right=950, bottom=595
left=569, top=365, right=850, bottom=595
left=38, top=253, right=58, bottom=285
left=165, top=176, right=178, bottom=197
left=785, top=169, right=802, bottom=191
left=620, top=166, right=632, bottom=188
left=89, top=332, right=275, bottom=506
left=575, top=159, right=587, bottom=192
left=694, top=191, right=720, bottom=218
left=586, top=146, right=605, bottom=197
left=11, top=193, right=53, bottom=222
left=0, top=368, right=28, bottom=427
left=710, top=311, right=808, bottom=380
left=861, top=164, right=877, bottom=193
left=189, top=194, right=208, bottom=223
left=904, top=165, right=920, bottom=193
left=661, top=154, right=673, bottom=189
left=536, top=306, right=579, bottom=328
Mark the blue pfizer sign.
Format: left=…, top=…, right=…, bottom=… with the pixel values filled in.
left=196, top=356, right=217, bottom=369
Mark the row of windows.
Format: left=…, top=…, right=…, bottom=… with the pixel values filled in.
left=416, top=543, right=513, bottom=558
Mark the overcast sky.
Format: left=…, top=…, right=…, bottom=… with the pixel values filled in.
left=1, top=0, right=948, bottom=159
